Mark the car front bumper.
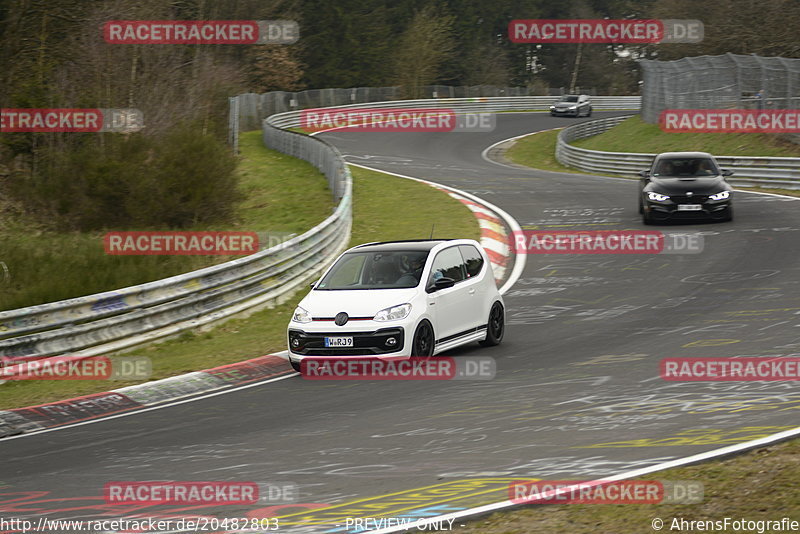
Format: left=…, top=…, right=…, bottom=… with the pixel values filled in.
left=550, top=108, right=579, bottom=116
left=287, top=324, right=412, bottom=364
left=645, top=198, right=731, bottom=220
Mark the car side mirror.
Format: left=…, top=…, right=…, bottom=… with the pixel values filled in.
left=721, top=169, right=734, bottom=177
left=427, top=277, right=455, bottom=292
left=310, top=279, right=319, bottom=289
left=639, top=170, right=650, bottom=179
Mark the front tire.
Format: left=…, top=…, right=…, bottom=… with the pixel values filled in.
left=412, top=320, right=435, bottom=357
left=721, top=206, right=734, bottom=222
left=290, top=359, right=302, bottom=373
left=480, top=302, right=505, bottom=347
left=642, top=209, right=654, bottom=225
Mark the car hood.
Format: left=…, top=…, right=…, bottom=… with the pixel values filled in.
left=646, top=177, right=729, bottom=195
left=298, top=287, right=420, bottom=318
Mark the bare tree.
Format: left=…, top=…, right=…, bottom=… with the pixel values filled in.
left=463, top=41, right=510, bottom=87
left=392, top=5, right=456, bottom=99
left=647, top=0, right=800, bottom=59
left=246, top=45, right=305, bottom=92
left=54, top=0, right=244, bottom=136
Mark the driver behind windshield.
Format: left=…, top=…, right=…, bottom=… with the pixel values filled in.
left=395, top=253, right=427, bottom=287
left=695, top=159, right=716, bottom=175
left=655, top=159, right=716, bottom=177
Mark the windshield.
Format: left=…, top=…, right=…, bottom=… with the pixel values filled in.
left=316, top=250, right=429, bottom=290
left=653, top=158, right=720, bottom=177
left=561, top=95, right=579, bottom=103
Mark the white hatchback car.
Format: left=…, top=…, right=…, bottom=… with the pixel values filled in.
left=287, top=239, right=505, bottom=371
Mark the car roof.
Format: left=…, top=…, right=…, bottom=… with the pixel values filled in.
left=349, top=239, right=453, bottom=253
left=655, top=151, right=715, bottom=159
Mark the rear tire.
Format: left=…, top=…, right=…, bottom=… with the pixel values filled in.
left=480, top=302, right=505, bottom=347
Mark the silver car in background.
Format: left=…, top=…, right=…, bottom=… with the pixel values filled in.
left=550, top=94, right=592, bottom=117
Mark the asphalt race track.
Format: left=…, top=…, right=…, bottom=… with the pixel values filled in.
left=3, top=112, right=800, bottom=532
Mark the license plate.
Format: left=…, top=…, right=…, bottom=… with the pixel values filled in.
left=325, top=336, right=353, bottom=348
left=677, top=204, right=702, bottom=211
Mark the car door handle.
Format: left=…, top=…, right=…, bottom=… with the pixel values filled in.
left=468, top=288, right=476, bottom=295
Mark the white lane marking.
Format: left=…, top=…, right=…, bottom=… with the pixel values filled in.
left=0, top=372, right=299, bottom=441
left=346, top=162, right=526, bottom=295
left=733, top=188, right=800, bottom=200
left=369, top=424, right=800, bottom=533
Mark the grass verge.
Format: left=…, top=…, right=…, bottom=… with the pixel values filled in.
left=505, top=128, right=584, bottom=175
left=573, top=116, right=800, bottom=157
left=460, top=438, right=800, bottom=533
left=0, top=131, right=332, bottom=311
left=0, top=165, right=479, bottom=409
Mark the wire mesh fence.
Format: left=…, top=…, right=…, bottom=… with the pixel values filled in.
left=640, top=53, right=800, bottom=124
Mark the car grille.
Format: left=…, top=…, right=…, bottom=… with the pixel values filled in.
left=671, top=194, right=708, bottom=204
left=289, top=327, right=404, bottom=355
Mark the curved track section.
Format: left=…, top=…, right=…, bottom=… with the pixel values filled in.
left=2, top=112, right=800, bottom=532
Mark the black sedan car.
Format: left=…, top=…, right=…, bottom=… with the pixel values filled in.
left=639, top=152, right=734, bottom=224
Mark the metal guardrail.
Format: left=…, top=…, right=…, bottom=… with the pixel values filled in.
left=232, top=87, right=626, bottom=129
left=237, top=95, right=643, bottom=132
left=262, top=98, right=642, bottom=134
left=556, top=116, right=800, bottom=189
left=0, top=114, right=352, bottom=364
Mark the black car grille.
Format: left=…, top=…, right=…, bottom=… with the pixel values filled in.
left=670, top=194, right=708, bottom=204
left=288, top=328, right=404, bottom=355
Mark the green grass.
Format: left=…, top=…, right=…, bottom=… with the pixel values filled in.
left=505, top=128, right=599, bottom=176
left=0, top=131, right=332, bottom=312
left=0, top=164, right=479, bottom=409
left=234, top=131, right=334, bottom=231
left=573, top=115, right=800, bottom=157
left=349, top=167, right=479, bottom=244
left=459, top=437, right=800, bottom=533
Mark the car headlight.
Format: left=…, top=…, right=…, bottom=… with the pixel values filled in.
left=374, top=303, right=412, bottom=322
left=292, top=306, right=312, bottom=323
left=647, top=192, right=670, bottom=202
left=708, top=191, right=730, bottom=201
left=569, top=106, right=577, bottom=110
left=549, top=105, right=555, bottom=110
